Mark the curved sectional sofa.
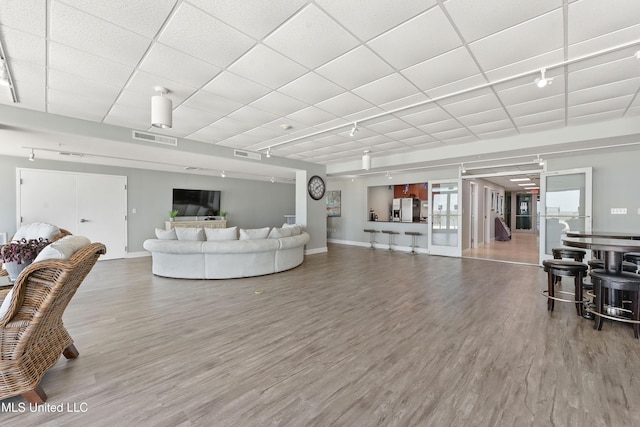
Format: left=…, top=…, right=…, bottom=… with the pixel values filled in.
left=143, top=226, right=310, bottom=279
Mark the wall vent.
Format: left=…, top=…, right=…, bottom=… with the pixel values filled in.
left=132, top=130, right=177, bottom=146
left=234, top=149, right=261, bottom=160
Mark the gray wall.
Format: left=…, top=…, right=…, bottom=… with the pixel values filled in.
left=0, top=155, right=296, bottom=253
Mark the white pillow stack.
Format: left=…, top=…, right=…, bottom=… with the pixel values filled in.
left=12, top=223, right=61, bottom=242
left=268, top=227, right=293, bottom=239
left=204, top=226, right=237, bottom=241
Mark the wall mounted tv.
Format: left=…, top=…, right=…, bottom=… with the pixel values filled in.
left=172, top=188, right=221, bottom=217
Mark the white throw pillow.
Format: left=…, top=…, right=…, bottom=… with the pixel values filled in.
left=204, top=227, right=237, bottom=241
left=268, top=227, right=293, bottom=239
left=282, top=223, right=301, bottom=236
left=155, top=228, right=177, bottom=240
left=0, top=288, right=14, bottom=320
left=34, top=235, right=91, bottom=262
left=13, top=223, right=61, bottom=242
left=175, top=227, right=205, bottom=241
left=239, top=227, right=270, bottom=240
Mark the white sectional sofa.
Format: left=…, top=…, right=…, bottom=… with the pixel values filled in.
left=142, top=225, right=310, bottom=279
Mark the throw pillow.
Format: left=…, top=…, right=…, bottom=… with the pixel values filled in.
left=268, top=227, right=293, bottom=238
left=282, top=223, right=301, bottom=236
left=0, top=288, right=14, bottom=320
left=13, top=223, right=61, bottom=241
left=239, top=227, right=270, bottom=240
left=34, top=235, right=91, bottom=262
left=175, top=227, right=205, bottom=241
left=155, top=228, right=177, bottom=240
left=204, top=227, right=237, bottom=241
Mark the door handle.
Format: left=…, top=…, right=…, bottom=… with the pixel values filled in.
left=80, top=219, right=90, bottom=223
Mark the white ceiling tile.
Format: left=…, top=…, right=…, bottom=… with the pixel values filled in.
left=316, top=46, right=394, bottom=90
left=430, top=127, right=474, bottom=141
left=279, top=72, right=344, bottom=104
left=496, top=73, right=565, bottom=106
left=8, top=59, right=46, bottom=90
left=202, top=71, right=270, bottom=105
left=352, top=74, right=419, bottom=106
left=374, top=141, right=409, bottom=151
left=229, top=44, right=307, bottom=89
left=440, top=93, right=503, bottom=117
left=188, top=0, right=306, bottom=39
left=469, top=10, right=563, bottom=71
left=367, top=118, right=413, bottom=134
left=569, top=78, right=640, bottom=106
left=569, top=25, right=640, bottom=59
left=426, top=75, right=490, bottom=101
left=458, top=109, right=510, bottom=127
left=358, top=135, right=393, bottom=146
left=139, top=43, right=220, bottom=88
left=50, top=1, right=151, bottom=66
left=285, top=106, right=338, bottom=127
left=344, top=106, right=385, bottom=123
left=1, top=26, right=46, bottom=65
left=209, top=116, right=254, bottom=134
left=264, top=4, right=359, bottom=69
left=476, top=128, right=519, bottom=140
left=379, top=93, right=430, bottom=112
left=227, top=106, right=279, bottom=127
left=568, top=0, right=640, bottom=45
left=368, top=8, right=462, bottom=69
left=104, top=103, right=150, bottom=129
left=513, top=109, right=565, bottom=127
left=400, top=135, right=438, bottom=146
left=402, top=47, right=482, bottom=92
left=59, top=0, right=177, bottom=38
left=418, top=119, right=462, bottom=135
left=47, top=102, right=106, bottom=122
left=188, top=124, right=241, bottom=143
left=241, top=126, right=283, bottom=141
left=49, top=43, right=133, bottom=88
left=519, top=120, right=565, bottom=134
left=316, top=0, right=435, bottom=41
left=0, top=0, right=46, bottom=37
left=250, top=91, right=308, bottom=117
left=568, top=95, right=633, bottom=118
left=218, top=133, right=264, bottom=149
left=158, top=2, right=255, bottom=68
left=568, top=57, right=640, bottom=91
left=48, top=69, right=122, bottom=101
left=386, top=128, right=426, bottom=141
left=181, top=91, right=243, bottom=118
left=126, top=70, right=195, bottom=105
left=48, top=86, right=113, bottom=117
left=316, top=92, right=375, bottom=117
left=396, top=105, right=452, bottom=127
left=0, top=78, right=45, bottom=111
left=444, top=0, right=560, bottom=43
left=506, top=94, right=565, bottom=118
left=112, top=89, right=148, bottom=110
left=171, top=104, right=220, bottom=133
left=568, top=109, right=626, bottom=126
left=467, top=119, right=514, bottom=134
left=483, top=49, right=564, bottom=82
left=439, top=134, right=478, bottom=145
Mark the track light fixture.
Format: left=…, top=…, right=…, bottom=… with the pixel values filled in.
left=635, top=50, right=640, bottom=60
left=28, top=148, right=35, bottom=162
left=0, top=64, right=9, bottom=87
left=460, top=163, right=466, bottom=174
left=221, top=171, right=226, bottom=178
left=151, top=86, right=172, bottom=128
left=534, top=68, right=552, bottom=88
left=349, top=122, right=359, bottom=137
left=266, top=147, right=271, bottom=158
left=535, top=154, right=544, bottom=166
left=270, top=176, right=275, bottom=183
left=362, top=150, right=371, bottom=170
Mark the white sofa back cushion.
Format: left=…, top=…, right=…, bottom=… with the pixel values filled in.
left=13, top=223, right=60, bottom=241
left=175, top=227, right=205, bottom=241
left=155, top=228, right=177, bottom=240
left=239, top=227, right=270, bottom=240
left=268, top=227, right=292, bottom=239
left=34, top=235, right=91, bottom=262
left=205, top=226, right=237, bottom=241
left=282, top=223, right=301, bottom=236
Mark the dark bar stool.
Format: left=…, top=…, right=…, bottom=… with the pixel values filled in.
left=592, top=249, right=604, bottom=260
left=363, top=229, right=379, bottom=249
left=381, top=230, right=398, bottom=251
left=590, top=269, right=640, bottom=339
left=405, top=231, right=422, bottom=255
left=552, top=247, right=586, bottom=262
left=624, top=252, right=640, bottom=272
left=542, top=259, right=588, bottom=316
left=588, top=259, right=637, bottom=272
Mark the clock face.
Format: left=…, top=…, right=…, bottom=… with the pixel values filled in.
left=308, top=175, right=325, bottom=200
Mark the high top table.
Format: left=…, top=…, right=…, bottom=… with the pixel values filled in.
left=565, top=231, right=640, bottom=240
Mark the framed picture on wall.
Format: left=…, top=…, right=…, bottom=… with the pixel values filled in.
left=327, top=190, right=341, bottom=217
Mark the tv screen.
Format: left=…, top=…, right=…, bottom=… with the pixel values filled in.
left=172, top=189, right=221, bottom=217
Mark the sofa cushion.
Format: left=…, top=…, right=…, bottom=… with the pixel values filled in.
left=34, top=235, right=91, bottom=262
left=239, top=227, right=270, bottom=240
left=0, top=288, right=15, bottom=321
left=282, top=223, right=301, bottom=236
left=268, top=227, right=292, bottom=239
left=205, top=226, right=237, bottom=241
left=13, top=223, right=60, bottom=241
left=155, top=228, right=177, bottom=240
left=175, top=227, right=205, bottom=241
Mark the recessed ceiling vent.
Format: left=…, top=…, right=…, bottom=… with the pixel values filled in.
left=132, top=130, right=177, bottom=146
left=234, top=149, right=261, bottom=160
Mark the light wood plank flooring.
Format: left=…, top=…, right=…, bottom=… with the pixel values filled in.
left=463, top=232, right=539, bottom=265
left=3, top=244, right=640, bottom=426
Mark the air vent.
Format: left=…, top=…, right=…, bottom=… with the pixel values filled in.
left=132, top=130, right=177, bottom=146
left=234, top=149, right=261, bottom=160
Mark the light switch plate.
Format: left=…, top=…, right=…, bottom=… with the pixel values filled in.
left=611, top=208, right=627, bottom=214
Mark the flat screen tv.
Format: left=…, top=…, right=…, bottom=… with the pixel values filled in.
left=172, top=188, right=221, bottom=217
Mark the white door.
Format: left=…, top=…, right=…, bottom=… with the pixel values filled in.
left=539, top=167, right=592, bottom=264
left=429, top=180, right=462, bottom=257
left=18, top=169, right=127, bottom=260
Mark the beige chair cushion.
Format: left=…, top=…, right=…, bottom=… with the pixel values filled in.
left=34, top=235, right=91, bottom=262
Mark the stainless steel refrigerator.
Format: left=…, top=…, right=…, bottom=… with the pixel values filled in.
left=401, top=198, right=419, bottom=222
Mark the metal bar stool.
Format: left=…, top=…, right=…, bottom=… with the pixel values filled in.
left=405, top=231, right=422, bottom=255
left=542, top=259, right=588, bottom=316
left=381, top=230, right=398, bottom=251
left=363, top=229, right=379, bottom=249
left=590, top=269, right=640, bottom=339
left=624, top=252, right=640, bottom=273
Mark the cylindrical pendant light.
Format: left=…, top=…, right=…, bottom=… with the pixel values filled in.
left=362, top=150, right=371, bottom=170
left=151, top=86, right=172, bottom=129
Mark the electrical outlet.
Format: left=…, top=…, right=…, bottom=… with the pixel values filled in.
left=611, top=208, right=627, bottom=214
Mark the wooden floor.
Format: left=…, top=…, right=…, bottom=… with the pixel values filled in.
left=3, top=244, right=640, bottom=426
left=463, top=232, right=539, bottom=265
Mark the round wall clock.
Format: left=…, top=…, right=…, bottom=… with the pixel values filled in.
left=308, top=175, right=325, bottom=200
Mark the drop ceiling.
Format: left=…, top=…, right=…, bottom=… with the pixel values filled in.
left=0, top=0, right=639, bottom=181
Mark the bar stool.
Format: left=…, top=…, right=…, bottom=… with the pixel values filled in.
left=363, top=229, right=379, bottom=249
left=552, top=247, right=586, bottom=262
left=590, top=269, right=640, bottom=339
left=542, top=259, right=588, bottom=316
left=381, top=230, right=398, bottom=251
left=624, top=252, right=640, bottom=273
left=405, top=231, right=422, bottom=255
left=588, top=259, right=637, bottom=272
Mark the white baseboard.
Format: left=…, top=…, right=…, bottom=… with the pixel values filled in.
left=126, top=251, right=151, bottom=258
left=306, top=246, right=328, bottom=255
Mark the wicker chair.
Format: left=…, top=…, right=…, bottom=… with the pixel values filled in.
left=0, top=228, right=72, bottom=279
left=0, top=242, right=106, bottom=404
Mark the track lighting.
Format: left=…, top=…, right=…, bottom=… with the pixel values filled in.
left=534, top=68, right=552, bottom=88
left=270, top=176, right=275, bottom=183
left=0, top=64, right=9, bottom=87
left=460, top=163, right=466, bottom=174
left=534, top=155, right=544, bottom=166
left=221, top=171, right=226, bottom=178
left=635, top=50, right=640, bottom=60
left=28, top=149, right=35, bottom=162
left=385, top=171, right=392, bottom=180
left=151, top=86, right=172, bottom=128
left=362, top=150, right=371, bottom=170
left=349, top=122, right=359, bottom=137
left=266, top=147, right=271, bottom=158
